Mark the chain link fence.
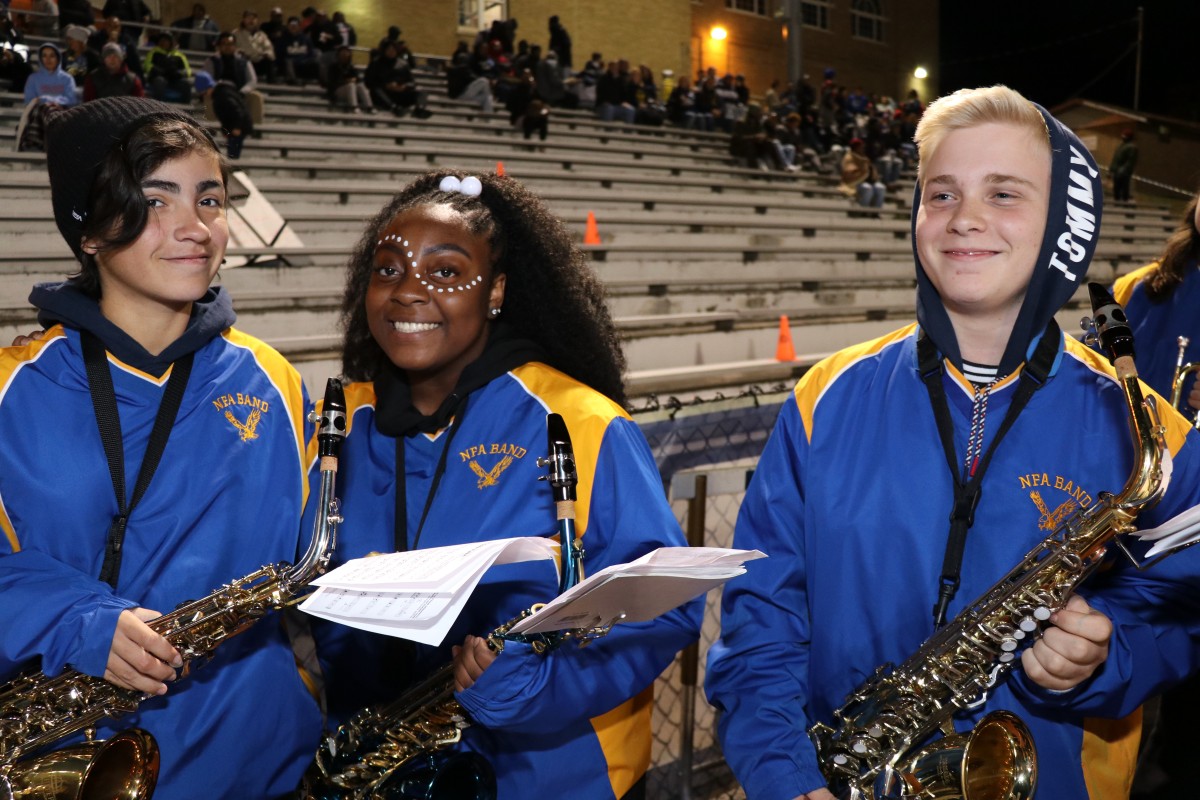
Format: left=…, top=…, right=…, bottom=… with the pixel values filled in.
left=629, top=388, right=791, bottom=800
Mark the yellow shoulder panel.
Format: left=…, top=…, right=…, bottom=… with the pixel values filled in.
left=0, top=325, right=70, bottom=553
left=221, top=328, right=309, bottom=505
left=509, top=362, right=628, bottom=540
left=794, top=324, right=917, bottom=442
left=1112, top=262, right=1159, bottom=306
left=1063, top=336, right=1193, bottom=457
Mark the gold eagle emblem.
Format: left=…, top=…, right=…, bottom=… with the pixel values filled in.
left=469, top=455, right=513, bottom=489
left=1029, top=490, right=1077, bottom=532
left=225, top=408, right=262, bottom=442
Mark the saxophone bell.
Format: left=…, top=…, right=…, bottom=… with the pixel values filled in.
left=0, top=728, right=158, bottom=800
left=885, top=711, right=1035, bottom=800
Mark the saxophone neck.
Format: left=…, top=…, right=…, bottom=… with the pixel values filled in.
left=1085, top=284, right=1167, bottom=514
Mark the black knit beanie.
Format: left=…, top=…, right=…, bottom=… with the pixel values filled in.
left=46, top=96, right=199, bottom=262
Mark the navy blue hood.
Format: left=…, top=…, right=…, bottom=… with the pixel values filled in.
left=29, top=281, right=236, bottom=377
left=912, top=103, right=1103, bottom=375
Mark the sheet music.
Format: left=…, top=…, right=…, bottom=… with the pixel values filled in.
left=507, top=547, right=766, bottom=635
left=300, top=537, right=559, bottom=645
left=299, top=540, right=765, bottom=646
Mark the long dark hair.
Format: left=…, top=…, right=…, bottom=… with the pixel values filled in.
left=340, top=170, right=627, bottom=405
left=73, top=116, right=227, bottom=298
left=1144, top=192, right=1200, bottom=301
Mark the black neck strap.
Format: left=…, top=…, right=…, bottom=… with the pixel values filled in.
left=82, top=332, right=194, bottom=590
left=917, top=320, right=1059, bottom=628
left=392, top=395, right=469, bottom=553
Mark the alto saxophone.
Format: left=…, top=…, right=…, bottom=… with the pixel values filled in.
left=301, top=413, right=610, bottom=800
left=0, top=378, right=347, bottom=800
left=809, top=285, right=1171, bottom=800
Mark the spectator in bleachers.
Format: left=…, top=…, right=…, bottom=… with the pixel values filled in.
left=730, top=103, right=792, bottom=173
left=365, top=40, right=431, bottom=118
left=572, top=50, right=601, bottom=109
left=839, top=136, right=886, bottom=208
left=1110, top=129, right=1138, bottom=203
left=330, top=11, right=355, bottom=48
left=18, top=42, right=77, bottom=151
left=83, top=41, right=143, bottom=99
left=18, top=0, right=61, bottom=38
left=633, top=64, right=665, bottom=127
left=276, top=15, right=317, bottom=85
left=1, top=10, right=26, bottom=49
left=326, top=43, right=373, bottom=113
left=595, top=59, right=634, bottom=124
left=307, top=9, right=339, bottom=85
left=547, top=15, right=571, bottom=70
left=234, top=10, right=277, bottom=84
left=87, top=16, right=142, bottom=77
left=101, top=0, right=150, bottom=40
left=764, top=79, right=782, bottom=114
left=660, top=68, right=675, bottom=99
left=534, top=48, right=575, bottom=109
left=143, top=30, right=192, bottom=103
left=712, top=73, right=742, bottom=132
left=445, top=40, right=494, bottom=114
left=205, top=30, right=257, bottom=94
left=510, top=39, right=531, bottom=75
left=58, top=0, right=95, bottom=29
left=667, top=74, right=707, bottom=130
left=506, top=66, right=547, bottom=140
left=734, top=73, right=749, bottom=105
left=193, top=68, right=251, bottom=158
left=373, top=25, right=411, bottom=65
left=259, top=5, right=285, bottom=40
left=0, top=40, right=32, bottom=94
left=171, top=3, right=219, bottom=54
left=60, top=24, right=96, bottom=86
left=298, top=6, right=318, bottom=32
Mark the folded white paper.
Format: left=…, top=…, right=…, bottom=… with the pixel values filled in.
left=299, top=539, right=764, bottom=646
left=506, top=547, right=765, bottom=636
left=300, top=537, right=559, bottom=646
left=1134, top=502, right=1200, bottom=559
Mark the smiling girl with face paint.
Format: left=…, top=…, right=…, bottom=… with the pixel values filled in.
left=706, top=86, right=1200, bottom=800
left=306, top=171, right=700, bottom=799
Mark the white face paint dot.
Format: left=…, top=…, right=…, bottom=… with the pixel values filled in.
left=437, top=288, right=444, bottom=293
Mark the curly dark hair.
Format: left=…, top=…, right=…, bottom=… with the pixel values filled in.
left=339, top=170, right=627, bottom=405
left=1144, top=192, right=1200, bottom=301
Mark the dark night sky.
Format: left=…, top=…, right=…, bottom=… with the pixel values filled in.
left=937, top=1, right=1197, bottom=121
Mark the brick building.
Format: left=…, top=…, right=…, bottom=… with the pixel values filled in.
left=156, top=0, right=938, bottom=103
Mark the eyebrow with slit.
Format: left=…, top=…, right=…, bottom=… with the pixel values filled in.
left=141, top=179, right=225, bottom=193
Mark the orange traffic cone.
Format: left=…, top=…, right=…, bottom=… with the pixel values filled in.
left=495, top=161, right=506, bottom=177
left=584, top=211, right=601, bottom=245
left=775, top=315, right=797, bottom=362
